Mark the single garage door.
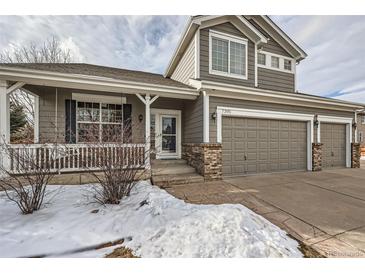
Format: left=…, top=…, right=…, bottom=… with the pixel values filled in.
left=321, top=123, right=346, bottom=168
left=222, top=117, right=307, bottom=177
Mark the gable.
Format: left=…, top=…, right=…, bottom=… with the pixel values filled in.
left=246, top=17, right=292, bottom=57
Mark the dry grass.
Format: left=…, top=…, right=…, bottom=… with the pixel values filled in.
left=105, top=246, right=139, bottom=258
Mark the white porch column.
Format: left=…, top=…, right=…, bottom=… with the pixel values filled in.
left=202, top=91, right=210, bottom=143
left=136, top=93, right=159, bottom=170
left=34, top=95, right=40, bottom=143
left=145, top=95, right=151, bottom=169
left=0, top=80, right=10, bottom=171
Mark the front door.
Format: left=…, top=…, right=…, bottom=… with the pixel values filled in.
left=152, top=109, right=181, bottom=159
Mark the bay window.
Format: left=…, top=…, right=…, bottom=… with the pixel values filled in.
left=210, top=30, right=248, bottom=79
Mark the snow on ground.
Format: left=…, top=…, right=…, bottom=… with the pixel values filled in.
left=0, top=181, right=302, bottom=258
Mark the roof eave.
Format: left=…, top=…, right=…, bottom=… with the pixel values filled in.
left=0, top=66, right=199, bottom=100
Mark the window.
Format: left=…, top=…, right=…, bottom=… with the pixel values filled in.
left=271, top=56, right=280, bottom=68
left=210, top=31, right=248, bottom=79
left=212, top=37, right=228, bottom=73
left=257, top=53, right=266, bottom=65
left=362, top=115, right=365, bottom=124
left=284, top=59, right=292, bottom=71
left=77, top=101, right=125, bottom=143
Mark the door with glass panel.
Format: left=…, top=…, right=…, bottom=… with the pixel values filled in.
left=160, top=115, right=177, bottom=156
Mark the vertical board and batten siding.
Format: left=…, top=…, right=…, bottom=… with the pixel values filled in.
left=208, top=96, right=354, bottom=143
left=182, top=95, right=203, bottom=143
left=170, top=36, right=196, bottom=85
left=199, top=22, right=256, bottom=88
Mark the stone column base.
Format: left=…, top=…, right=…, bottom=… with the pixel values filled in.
left=351, top=143, right=361, bottom=168
left=182, top=143, right=222, bottom=181
left=312, top=143, right=323, bottom=171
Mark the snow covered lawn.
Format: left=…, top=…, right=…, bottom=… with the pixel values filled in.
left=0, top=181, right=302, bottom=258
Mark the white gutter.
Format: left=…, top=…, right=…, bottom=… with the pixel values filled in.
left=0, top=66, right=199, bottom=99
left=200, top=80, right=363, bottom=110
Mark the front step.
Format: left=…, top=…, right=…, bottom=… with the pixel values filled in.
left=152, top=164, right=196, bottom=176
left=151, top=159, right=187, bottom=166
left=152, top=173, right=204, bottom=188
left=151, top=159, right=204, bottom=188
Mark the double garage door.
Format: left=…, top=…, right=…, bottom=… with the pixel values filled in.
left=222, top=117, right=347, bottom=177
left=222, top=117, right=308, bottom=176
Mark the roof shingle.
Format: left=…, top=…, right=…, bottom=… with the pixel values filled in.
left=0, top=63, right=193, bottom=89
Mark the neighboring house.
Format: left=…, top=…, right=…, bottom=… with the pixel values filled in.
left=0, top=15, right=364, bottom=180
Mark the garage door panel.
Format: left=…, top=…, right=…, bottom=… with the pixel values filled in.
left=321, top=123, right=346, bottom=168
left=222, top=117, right=307, bottom=177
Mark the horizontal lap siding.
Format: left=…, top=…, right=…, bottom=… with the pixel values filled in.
left=183, top=95, right=203, bottom=143
left=258, top=67, right=295, bottom=93
left=171, top=36, right=195, bottom=85
left=200, top=22, right=255, bottom=88
left=209, top=96, right=353, bottom=143
left=26, top=85, right=145, bottom=144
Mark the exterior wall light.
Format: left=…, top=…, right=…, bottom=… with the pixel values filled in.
left=211, top=112, right=216, bottom=121
left=352, top=121, right=357, bottom=129
left=314, top=114, right=319, bottom=128
left=138, top=114, right=143, bottom=123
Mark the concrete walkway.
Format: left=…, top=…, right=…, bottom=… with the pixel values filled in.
left=165, top=167, right=365, bottom=258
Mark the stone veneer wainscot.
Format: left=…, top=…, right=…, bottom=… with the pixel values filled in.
left=182, top=143, right=222, bottom=181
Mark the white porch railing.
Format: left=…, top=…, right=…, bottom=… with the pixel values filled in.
left=7, top=143, right=146, bottom=174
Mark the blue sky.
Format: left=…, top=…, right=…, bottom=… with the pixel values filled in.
left=0, top=15, right=364, bottom=103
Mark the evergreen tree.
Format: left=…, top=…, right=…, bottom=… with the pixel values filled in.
left=10, top=101, right=27, bottom=134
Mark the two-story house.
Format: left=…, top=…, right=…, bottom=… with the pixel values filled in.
left=0, top=15, right=364, bottom=183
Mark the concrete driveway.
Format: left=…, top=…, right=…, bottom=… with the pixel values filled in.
left=166, top=167, right=365, bottom=257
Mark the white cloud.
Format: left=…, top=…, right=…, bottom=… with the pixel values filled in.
left=0, top=15, right=364, bottom=104
left=59, top=37, right=85, bottom=62
left=271, top=15, right=365, bottom=103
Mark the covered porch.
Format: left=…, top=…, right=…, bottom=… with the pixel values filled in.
left=0, top=64, right=199, bottom=175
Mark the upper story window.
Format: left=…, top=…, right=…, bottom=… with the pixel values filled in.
left=362, top=115, right=365, bottom=124
left=257, top=53, right=266, bottom=65
left=271, top=56, right=280, bottom=68
left=209, top=30, right=248, bottom=80
left=257, top=51, right=295, bottom=74
left=284, top=59, right=292, bottom=71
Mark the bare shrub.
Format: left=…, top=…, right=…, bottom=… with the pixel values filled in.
left=78, top=119, right=149, bottom=204
left=0, top=140, right=58, bottom=214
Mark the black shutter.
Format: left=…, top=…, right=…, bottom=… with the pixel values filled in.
left=123, top=104, right=132, bottom=143
left=65, top=99, right=76, bottom=143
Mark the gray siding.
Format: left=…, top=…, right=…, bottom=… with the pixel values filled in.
left=199, top=22, right=255, bottom=88
left=246, top=17, right=291, bottom=57
left=258, top=67, right=295, bottom=93
left=209, top=96, right=354, bottom=143
left=182, top=95, right=203, bottom=143
left=171, top=36, right=195, bottom=85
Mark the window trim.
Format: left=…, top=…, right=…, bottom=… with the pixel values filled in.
left=76, top=100, right=126, bottom=143
left=257, top=52, right=266, bottom=66
left=257, top=50, right=295, bottom=74
left=209, top=30, right=248, bottom=80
